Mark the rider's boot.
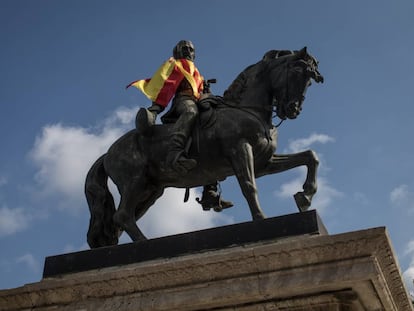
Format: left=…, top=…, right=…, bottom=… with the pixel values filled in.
left=166, top=106, right=198, bottom=174
left=168, top=131, right=197, bottom=174
left=136, top=103, right=164, bottom=133
left=197, top=183, right=234, bottom=212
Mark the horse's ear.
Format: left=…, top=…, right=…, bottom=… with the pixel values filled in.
left=298, top=46, right=307, bottom=57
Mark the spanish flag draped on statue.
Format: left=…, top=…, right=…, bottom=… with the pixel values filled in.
left=126, top=58, right=203, bottom=107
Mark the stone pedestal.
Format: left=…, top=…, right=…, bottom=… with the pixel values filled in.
left=0, top=211, right=412, bottom=310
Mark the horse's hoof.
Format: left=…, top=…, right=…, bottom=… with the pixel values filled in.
left=252, top=213, right=265, bottom=221
left=134, top=236, right=148, bottom=243
left=294, top=192, right=311, bottom=212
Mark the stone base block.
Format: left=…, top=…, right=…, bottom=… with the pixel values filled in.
left=44, top=210, right=327, bottom=277
left=0, top=212, right=412, bottom=310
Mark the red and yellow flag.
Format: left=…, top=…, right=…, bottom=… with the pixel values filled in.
left=126, top=58, right=203, bottom=107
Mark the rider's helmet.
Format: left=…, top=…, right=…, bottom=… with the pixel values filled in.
left=173, top=40, right=195, bottom=61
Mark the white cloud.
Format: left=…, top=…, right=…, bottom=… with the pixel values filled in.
left=0, top=206, right=30, bottom=237
left=403, top=240, right=414, bottom=297
left=313, top=178, right=343, bottom=212
left=403, top=266, right=414, bottom=298
left=16, top=253, right=40, bottom=274
left=390, top=184, right=410, bottom=205
left=274, top=174, right=342, bottom=214
left=0, top=176, right=7, bottom=187
left=111, top=106, right=137, bottom=125
left=405, top=240, right=414, bottom=256
left=275, top=133, right=340, bottom=214
left=30, top=106, right=134, bottom=211
left=389, top=184, right=414, bottom=213
left=276, top=178, right=303, bottom=199
left=286, top=133, right=335, bottom=153
left=138, top=188, right=233, bottom=239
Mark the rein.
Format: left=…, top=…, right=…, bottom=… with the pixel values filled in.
left=216, top=54, right=317, bottom=130
left=218, top=100, right=273, bottom=128
left=217, top=100, right=282, bottom=141
left=274, top=118, right=284, bottom=128
left=272, top=61, right=290, bottom=128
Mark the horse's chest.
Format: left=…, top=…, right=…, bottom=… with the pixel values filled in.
left=253, top=135, right=275, bottom=156
left=252, top=128, right=277, bottom=158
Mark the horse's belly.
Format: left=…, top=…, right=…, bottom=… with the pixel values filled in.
left=163, top=163, right=232, bottom=188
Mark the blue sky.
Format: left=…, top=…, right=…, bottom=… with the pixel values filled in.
left=1, top=0, right=414, bottom=296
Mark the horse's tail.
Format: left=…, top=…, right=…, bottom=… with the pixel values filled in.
left=85, top=154, right=118, bottom=248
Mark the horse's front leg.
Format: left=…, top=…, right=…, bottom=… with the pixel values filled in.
left=230, top=141, right=265, bottom=221
left=256, top=150, right=319, bottom=212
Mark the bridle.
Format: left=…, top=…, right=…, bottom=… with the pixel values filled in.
left=219, top=54, right=318, bottom=129
left=271, top=58, right=309, bottom=127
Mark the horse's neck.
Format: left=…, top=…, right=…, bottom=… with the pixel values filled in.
left=234, top=77, right=273, bottom=124
left=239, top=83, right=271, bottom=106
left=226, top=62, right=272, bottom=116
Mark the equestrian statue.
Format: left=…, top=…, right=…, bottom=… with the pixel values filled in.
left=85, top=43, right=324, bottom=248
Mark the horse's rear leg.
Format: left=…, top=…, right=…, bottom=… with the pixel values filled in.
left=113, top=182, right=150, bottom=242
left=114, top=184, right=164, bottom=242
left=135, top=188, right=164, bottom=221
left=257, top=150, right=319, bottom=212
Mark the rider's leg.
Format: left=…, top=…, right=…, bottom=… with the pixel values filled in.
left=167, top=96, right=198, bottom=174
left=199, top=182, right=234, bottom=212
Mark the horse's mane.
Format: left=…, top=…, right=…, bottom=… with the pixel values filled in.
left=223, top=50, right=297, bottom=103
left=222, top=63, right=257, bottom=103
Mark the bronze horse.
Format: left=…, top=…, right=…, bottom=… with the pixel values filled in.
left=85, top=47, right=324, bottom=248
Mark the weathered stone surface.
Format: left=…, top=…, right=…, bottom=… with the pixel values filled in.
left=0, top=224, right=412, bottom=310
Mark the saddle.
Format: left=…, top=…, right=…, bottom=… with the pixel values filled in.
left=135, top=95, right=225, bottom=160
left=160, top=95, right=224, bottom=129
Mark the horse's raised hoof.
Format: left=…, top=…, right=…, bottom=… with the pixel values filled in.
left=294, top=192, right=312, bottom=212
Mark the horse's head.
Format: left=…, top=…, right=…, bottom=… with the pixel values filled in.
left=265, top=47, right=324, bottom=120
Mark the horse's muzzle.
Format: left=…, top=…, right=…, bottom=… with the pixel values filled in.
left=285, top=100, right=302, bottom=119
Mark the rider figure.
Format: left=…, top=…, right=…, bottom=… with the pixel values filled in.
left=133, top=40, right=200, bottom=173
left=130, top=40, right=233, bottom=211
